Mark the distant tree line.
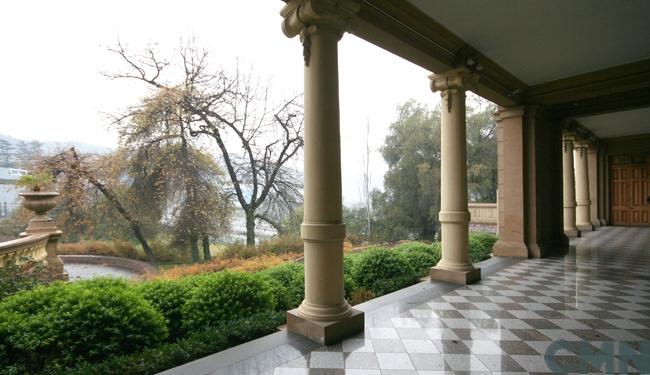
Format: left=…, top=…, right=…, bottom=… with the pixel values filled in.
left=0, top=139, right=44, bottom=169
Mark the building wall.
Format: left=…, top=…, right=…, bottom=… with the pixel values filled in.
left=0, top=167, right=27, bottom=218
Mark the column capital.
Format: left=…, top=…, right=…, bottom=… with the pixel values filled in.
left=494, top=105, right=525, bottom=123
left=429, top=68, right=479, bottom=94
left=563, top=131, right=577, bottom=142
left=280, top=0, right=360, bottom=38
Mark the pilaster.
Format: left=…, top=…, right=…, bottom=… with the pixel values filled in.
left=492, top=106, right=529, bottom=257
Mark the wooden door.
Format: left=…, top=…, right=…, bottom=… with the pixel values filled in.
left=610, top=154, right=650, bottom=226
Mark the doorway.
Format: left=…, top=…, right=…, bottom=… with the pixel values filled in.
left=610, top=153, right=650, bottom=226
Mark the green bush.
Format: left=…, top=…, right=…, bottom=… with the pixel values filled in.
left=0, top=278, right=167, bottom=373
left=343, top=254, right=360, bottom=299
left=51, top=311, right=285, bottom=375
left=393, top=242, right=441, bottom=277
left=469, top=232, right=497, bottom=263
left=181, top=271, right=276, bottom=332
left=258, top=235, right=304, bottom=255
left=351, top=248, right=418, bottom=296
left=257, top=262, right=304, bottom=310
left=135, top=279, right=193, bottom=341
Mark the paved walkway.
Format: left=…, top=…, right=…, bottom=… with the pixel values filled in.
left=164, top=226, right=650, bottom=374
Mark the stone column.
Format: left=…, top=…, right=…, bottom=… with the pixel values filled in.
left=574, top=141, right=594, bottom=232
left=587, top=144, right=600, bottom=228
left=563, top=135, right=580, bottom=237
left=429, top=68, right=481, bottom=285
left=493, top=106, right=529, bottom=257
left=598, top=145, right=608, bottom=226
left=281, top=0, right=363, bottom=345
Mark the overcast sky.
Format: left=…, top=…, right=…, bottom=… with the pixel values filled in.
left=0, top=0, right=437, bottom=205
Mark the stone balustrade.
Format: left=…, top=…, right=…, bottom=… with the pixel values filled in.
left=468, top=203, right=498, bottom=234
left=0, top=233, right=50, bottom=267
left=468, top=203, right=498, bottom=224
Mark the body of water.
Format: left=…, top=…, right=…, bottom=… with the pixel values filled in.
left=64, top=263, right=140, bottom=280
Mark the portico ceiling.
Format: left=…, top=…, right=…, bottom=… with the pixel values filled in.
left=577, top=107, right=650, bottom=139
left=350, top=0, right=650, bottom=137
left=406, top=0, right=650, bottom=86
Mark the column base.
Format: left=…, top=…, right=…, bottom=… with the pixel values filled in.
left=577, top=224, right=594, bottom=232
left=287, top=308, right=364, bottom=345
left=493, top=240, right=528, bottom=257
left=430, top=266, right=481, bottom=285
left=564, top=229, right=581, bottom=238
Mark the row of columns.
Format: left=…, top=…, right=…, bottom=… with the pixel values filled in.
left=562, top=135, right=603, bottom=237
left=280, top=0, right=483, bottom=344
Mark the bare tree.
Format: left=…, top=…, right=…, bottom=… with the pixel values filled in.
left=107, top=42, right=304, bottom=245
left=359, top=119, right=372, bottom=240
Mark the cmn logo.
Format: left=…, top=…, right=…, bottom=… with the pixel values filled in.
left=545, top=340, right=650, bottom=373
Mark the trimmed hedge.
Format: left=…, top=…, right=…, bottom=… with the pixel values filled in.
left=351, top=248, right=419, bottom=296
left=181, top=271, right=276, bottom=333
left=393, top=242, right=441, bottom=277
left=135, top=279, right=193, bottom=341
left=257, top=262, right=304, bottom=310
left=0, top=278, right=168, bottom=373
left=51, top=311, right=285, bottom=375
left=469, top=232, right=497, bottom=263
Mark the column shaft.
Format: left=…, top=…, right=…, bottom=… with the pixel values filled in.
left=574, top=142, right=594, bottom=231
left=299, top=26, right=350, bottom=321
left=439, top=88, right=471, bottom=268
left=563, top=138, right=580, bottom=237
left=429, top=69, right=480, bottom=285
left=587, top=145, right=600, bottom=228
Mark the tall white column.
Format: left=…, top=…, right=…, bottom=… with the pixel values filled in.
left=574, top=141, right=594, bottom=232
left=281, top=0, right=363, bottom=345
left=563, top=135, right=580, bottom=237
left=429, top=68, right=481, bottom=285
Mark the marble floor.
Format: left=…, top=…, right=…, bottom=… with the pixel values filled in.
left=272, top=227, right=650, bottom=375
left=163, top=226, right=650, bottom=375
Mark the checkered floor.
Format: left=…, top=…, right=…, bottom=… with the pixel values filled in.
left=272, top=227, right=650, bottom=374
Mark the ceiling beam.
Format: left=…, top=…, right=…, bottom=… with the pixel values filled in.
left=525, top=59, right=650, bottom=117
left=350, top=0, right=527, bottom=106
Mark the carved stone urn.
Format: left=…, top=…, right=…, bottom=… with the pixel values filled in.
left=19, top=192, right=60, bottom=236
left=19, top=191, right=66, bottom=278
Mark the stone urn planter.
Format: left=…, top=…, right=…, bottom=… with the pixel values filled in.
left=19, top=192, right=60, bottom=235
left=19, top=191, right=66, bottom=278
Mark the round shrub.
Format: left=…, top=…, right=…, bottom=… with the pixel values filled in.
left=0, top=278, right=168, bottom=373
left=136, top=279, right=193, bottom=341
left=351, top=248, right=418, bottom=296
left=257, top=263, right=304, bottom=310
left=469, top=232, right=497, bottom=263
left=181, top=271, right=276, bottom=332
left=393, top=242, right=441, bottom=277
